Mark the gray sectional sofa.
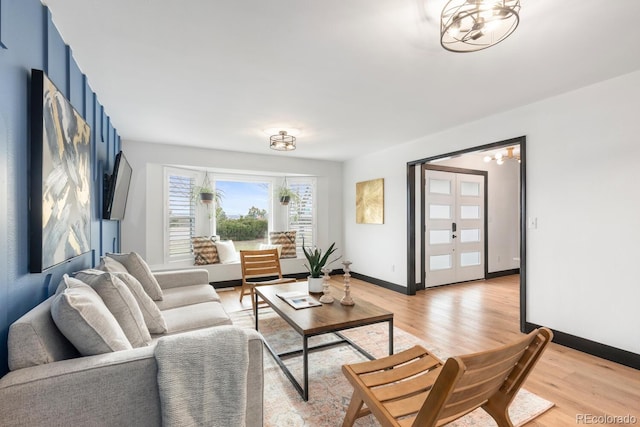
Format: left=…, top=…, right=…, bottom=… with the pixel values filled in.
left=0, top=267, right=263, bottom=426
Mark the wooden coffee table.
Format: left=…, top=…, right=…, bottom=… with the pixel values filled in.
left=254, top=282, right=394, bottom=401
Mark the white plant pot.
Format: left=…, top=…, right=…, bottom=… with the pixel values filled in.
left=307, top=276, right=324, bottom=293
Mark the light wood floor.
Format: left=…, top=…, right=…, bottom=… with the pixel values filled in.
left=218, top=275, right=640, bottom=426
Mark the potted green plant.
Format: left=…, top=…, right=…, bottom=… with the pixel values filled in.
left=278, top=186, right=299, bottom=206
left=191, top=172, right=223, bottom=206
left=302, top=239, right=340, bottom=293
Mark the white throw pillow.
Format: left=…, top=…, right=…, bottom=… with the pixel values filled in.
left=74, top=270, right=152, bottom=347
left=51, top=275, right=132, bottom=356
left=105, top=252, right=164, bottom=301
left=215, top=240, right=240, bottom=264
left=259, top=243, right=283, bottom=258
left=110, top=272, right=168, bottom=334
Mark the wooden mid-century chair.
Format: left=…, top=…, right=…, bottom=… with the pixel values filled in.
left=239, top=248, right=297, bottom=311
left=341, top=327, right=553, bottom=427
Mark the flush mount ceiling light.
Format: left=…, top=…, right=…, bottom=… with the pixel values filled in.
left=269, top=130, right=296, bottom=151
left=441, top=0, right=521, bottom=53
left=483, top=146, right=520, bottom=165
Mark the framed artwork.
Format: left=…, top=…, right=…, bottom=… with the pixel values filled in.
left=356, top=178, right=384, bottom=224
left=29, top=69, right=92, bottom=272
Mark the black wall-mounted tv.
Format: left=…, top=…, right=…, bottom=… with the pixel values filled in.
left=103, top=151, right=132, bottom=220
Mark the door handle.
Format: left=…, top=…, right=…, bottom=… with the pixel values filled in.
left=452, top=222, right=457, bottom=232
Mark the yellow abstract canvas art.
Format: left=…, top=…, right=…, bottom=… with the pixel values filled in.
left=356, top=178, right=384, bottom=224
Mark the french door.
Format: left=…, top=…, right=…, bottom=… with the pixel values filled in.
left=423, top=167, right=486, bottom=287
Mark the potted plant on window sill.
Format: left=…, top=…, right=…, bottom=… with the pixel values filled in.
left=302, top=240, right=340, bottom=293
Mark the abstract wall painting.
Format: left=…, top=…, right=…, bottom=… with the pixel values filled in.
left=30, top=69, right=91, bottom=272
left=356, top=178, right=384, bottom=224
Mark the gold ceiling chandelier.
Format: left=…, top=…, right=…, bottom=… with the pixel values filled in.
left=441, top=0, right=521, bottom=53
left=483, top=146, right=520, bottom=165
left=269, top=130, right=296, bottom=151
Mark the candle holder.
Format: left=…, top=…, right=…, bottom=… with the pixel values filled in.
left=340, top=261, right=354, bottom=306
left=319, top=267, right=334, bottom=303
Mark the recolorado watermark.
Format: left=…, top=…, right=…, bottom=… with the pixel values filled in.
left=576, top=414, right=637, bottom=424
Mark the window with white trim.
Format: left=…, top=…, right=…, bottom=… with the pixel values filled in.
left=163, top=168, right=316, bottom=262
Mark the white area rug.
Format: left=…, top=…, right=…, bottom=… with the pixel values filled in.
left=231, top=308, right=554, bottom=426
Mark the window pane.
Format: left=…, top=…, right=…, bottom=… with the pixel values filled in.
left=429, top=204, right=451, bottom=219
left=460, top=252, right=481, bottom=266
left=429, top=178, right=451, bottom=195
left=460, top=229, right=480, bottom=242
left=460, top=181, right=480, bottom=196
left=215, top=180, right=269, bottom=251
left=460, top=205, right=480, bottom=219
left=430, top=254, right=452, bottom=271
left=429, top=230, right=450, bottom=245
left=168, top=174, right=195, bottom=259
left=288, top=179, right=314, bottom=254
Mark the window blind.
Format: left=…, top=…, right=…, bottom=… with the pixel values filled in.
left=287, top=179, right=315, bottom=254
left=167, top=174, right=195, bottom=259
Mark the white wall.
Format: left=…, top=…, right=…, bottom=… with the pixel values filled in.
left=436, top=155, right=520, bottom=273
left=344, top=70, right=640, bottom=354
left=120, top=141, right=344, bottom=280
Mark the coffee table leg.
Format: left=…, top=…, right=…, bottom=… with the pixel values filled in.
left=303, top=336, right=309, bottom=401
left=254, top=292, right=259, bottom=330
left=389, top=318, right=394, bottom=355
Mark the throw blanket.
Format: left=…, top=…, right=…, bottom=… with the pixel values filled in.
left=155, top=326, right=250, bottom=427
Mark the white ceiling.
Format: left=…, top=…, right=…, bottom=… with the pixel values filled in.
left=42, top=0, right=640, bottom=161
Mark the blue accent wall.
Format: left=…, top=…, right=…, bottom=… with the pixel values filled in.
left=0, top=0, right=121, bottom=375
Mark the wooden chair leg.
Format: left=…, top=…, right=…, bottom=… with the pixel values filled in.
left=239, top=283, right=246, bottom=303
left=483, top=400, right=514, bottom=427
left=342, top=391, right=365, bottom=427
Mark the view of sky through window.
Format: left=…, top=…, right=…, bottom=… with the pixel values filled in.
left=216, top=181, right=269, bottom=218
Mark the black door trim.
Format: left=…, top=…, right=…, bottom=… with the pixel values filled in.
left=406, top=136, right=527, bottom=331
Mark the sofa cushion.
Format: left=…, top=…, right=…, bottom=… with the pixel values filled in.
left=109, top=272, right=168, bottom=334
left=7, top=297, right=79, bottom=371
left=74, top=270, right=152, bottom=348
left=158, top=302, right=232, bottom=336
left=155, top=284, right=220, bottom=310
left=192, top=236, right=219, bottom=265
left=51, top=278, right=133, bottom=356
left=105, top=252, right=164, bottom=301
left=215, top=240, right=239, bottom=264
left=269, top=231, right=297, bottom=258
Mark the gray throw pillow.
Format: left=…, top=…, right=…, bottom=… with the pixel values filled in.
left=105, top=252, right=164, bottom=301
left=51, top=275, right=132, bottom=356
left=110, top=272, right=168, bottom=334
left=74, top=270, right=152, bottom=347
left=98, top=256, right=129, bottom=273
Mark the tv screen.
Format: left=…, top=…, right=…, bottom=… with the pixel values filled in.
left=103, top=151, right=132, bottom=220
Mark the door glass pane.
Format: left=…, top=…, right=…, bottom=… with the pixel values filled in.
left=430, top=204, right=451, bottom=219
left=429, top=230, right=450, bottom=245
left=430, top=254, right=452, bottom=271
left=460, top=205, right=480, bottom=219
left=460, top=181, right=480, bottom=196
left=460, top=229, right=480, bottom=242
left=429, top=178, right=451, bottom=195
left=460, top=252, right=481, bottom=266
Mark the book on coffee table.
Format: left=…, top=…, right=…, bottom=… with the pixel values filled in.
left=277, top=291, right=321, bottom=309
